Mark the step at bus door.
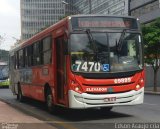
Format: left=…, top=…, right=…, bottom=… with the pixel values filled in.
left=55, top=36, right=67, bottom=105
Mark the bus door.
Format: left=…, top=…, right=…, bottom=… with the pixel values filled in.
left=55, top=35, right=67, bottom=105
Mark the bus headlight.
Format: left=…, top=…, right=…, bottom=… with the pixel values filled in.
left=135, top=78, right=144, bottom=91
left=136, top=84, right=140, bottom=90
left=74, top=86, right=81, bottom=92
left=71, top=80, right=83, bottom=94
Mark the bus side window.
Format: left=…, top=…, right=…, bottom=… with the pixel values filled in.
left=39, top=40, right=43, bottom=65
left=42, top=36, right=52, bottom=64
left=33, top=41, right=41, bottom=66
left=27, top=45, right=33, bottom=67
left=18, top=49, right=25, bottom=69
left=15, top=52, right=19, bottom=69
left=14, top=54, right=16, bottom=69
left=10, top=55, right=15, bottom=70
left=25, top=48, right=28, bottom=67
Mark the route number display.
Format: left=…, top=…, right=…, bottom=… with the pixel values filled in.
left=73, top=61, right=110, bottom=72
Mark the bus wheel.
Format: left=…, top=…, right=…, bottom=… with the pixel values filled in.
left=46, top=89, right=56, bottom=113
left=17, top=84, right=25, bottom=102
left=100, top=106, right=113, bottom=112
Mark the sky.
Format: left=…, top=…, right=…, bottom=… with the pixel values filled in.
left=0, top=0, right=20, bottom=50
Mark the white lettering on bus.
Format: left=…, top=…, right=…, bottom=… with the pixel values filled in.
left=86, top=88, right=107, bottom=92
left=114, top=78, right=131, bottom=84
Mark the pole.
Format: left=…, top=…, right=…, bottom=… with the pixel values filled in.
left=63, top=4, right=66, bottom=16
left=62, top=1, right=68, bottom=16
left=62, top=1, right=81, bottom=15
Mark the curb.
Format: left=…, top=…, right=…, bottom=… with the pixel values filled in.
left=144, top=91, right=160, bottom=95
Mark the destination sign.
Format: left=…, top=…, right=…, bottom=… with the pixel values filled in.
left=71, top=16, right=138, bottom=29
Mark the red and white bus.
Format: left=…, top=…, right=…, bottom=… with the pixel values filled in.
left=9, top=15, right=144, bottom=112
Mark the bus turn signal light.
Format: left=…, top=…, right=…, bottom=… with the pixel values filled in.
left=135, top=78, right=144, bottom=91
left=140, top=78, right=144, bottom=83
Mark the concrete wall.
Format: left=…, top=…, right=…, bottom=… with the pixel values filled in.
left=138, top=8, right=160, bottom=23
left=130, top=0, right=154, bottom=10
left=130, top=0, right=160, bottom=23
left=145, top=66, right=160, bottom=87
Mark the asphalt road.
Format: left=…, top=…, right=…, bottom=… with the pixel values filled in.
left=0, top=88, right=160, bottom=129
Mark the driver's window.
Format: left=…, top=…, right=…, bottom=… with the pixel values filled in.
left=127, top=40, right=136, bottom=57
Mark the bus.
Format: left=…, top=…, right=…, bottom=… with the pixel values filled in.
left=9, top=15, right=144, bottom=112
left=0, top=62, right=9, bottom=87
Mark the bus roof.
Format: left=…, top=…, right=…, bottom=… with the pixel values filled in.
left=69, top=14, right=137, bottom=19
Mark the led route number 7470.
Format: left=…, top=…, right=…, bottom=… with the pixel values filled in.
left=74, top=61, right=109, bottom=72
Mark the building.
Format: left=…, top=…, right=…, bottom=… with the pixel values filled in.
left=64, top=0, right=80, bottom=15
left=73, top=0, right=129, bottom=15
left=21, top=0, right=74, bottom=40
left=130, top=0, right=160, bottom=23
left=21, top=0, right=129, bottom=40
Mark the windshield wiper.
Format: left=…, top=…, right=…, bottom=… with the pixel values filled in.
left=85, top=29, right=98, bottom=61
left=117, top=29, right=127, bottom=51
left=73, top=28, right=98, bottom=53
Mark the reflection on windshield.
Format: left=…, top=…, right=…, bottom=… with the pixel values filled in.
left=0, top=65, right=9, bottom=79
left=70, top=32, right=142, bottom=73
left=109, top=33, right=142, bottom=72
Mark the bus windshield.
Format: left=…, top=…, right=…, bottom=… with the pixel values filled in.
left=0, top=65, right=9, bottom=80
left=70, top=32, right=142, bottom=73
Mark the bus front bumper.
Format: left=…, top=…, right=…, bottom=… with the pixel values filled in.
left=68, top=87, right=144, bottom=109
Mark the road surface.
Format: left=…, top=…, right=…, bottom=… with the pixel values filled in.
left=0, top=88, right=160, bottom=129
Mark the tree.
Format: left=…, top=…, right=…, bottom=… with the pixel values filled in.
left=0, top=35, right=5, bottom=47
left=0, top=35, right=3, bottom=45
left=58, top=14, right=69, bottom=20
left=142, top=18, right=160, bottom=92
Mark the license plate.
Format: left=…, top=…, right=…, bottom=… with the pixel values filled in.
left=104, top=97, right=116, bottom=102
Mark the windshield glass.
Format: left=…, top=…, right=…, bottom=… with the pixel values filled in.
left=0, top=65, right=9, bottom=79
left=70, top=32, right=142, bottom=73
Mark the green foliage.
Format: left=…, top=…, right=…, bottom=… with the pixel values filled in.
left=0, top=35, right=5, bottom=47
left=0, top=35, right=4, bottom=42
left=40, top=24, right=51, bottom=31
left=58, top=14, right=70, bottom=20
left=142, top=17, right=160, bottom=92
left=142, top=18, right=160, bottom=67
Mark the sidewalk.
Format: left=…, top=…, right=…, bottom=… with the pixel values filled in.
left=145, top=87, right=160, bottom=95
left=0, top=101, right=42, bottom=123
left=0, top=101, right=56, bottom=129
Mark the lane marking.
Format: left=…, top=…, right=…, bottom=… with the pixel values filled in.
left=46, top=120, right=78, bottom=129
